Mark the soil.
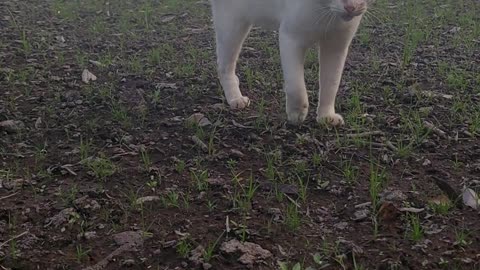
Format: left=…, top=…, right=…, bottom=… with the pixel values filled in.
left=1, top=0, right=479, bottom=270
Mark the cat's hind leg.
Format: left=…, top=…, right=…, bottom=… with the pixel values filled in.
left=213, top=15, right=251, bottom=109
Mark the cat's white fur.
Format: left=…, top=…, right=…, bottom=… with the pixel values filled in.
left=211, top=0, right=373, bottom=125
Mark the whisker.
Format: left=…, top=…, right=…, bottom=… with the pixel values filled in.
left=315, top=9, right=331, bottom=26
left=324, top=12, right=336, bottom=39
left=364, top=10, right=385, bottom=26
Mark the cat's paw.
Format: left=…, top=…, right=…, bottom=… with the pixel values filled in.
left=228, top=96, right=250, bottom=110
left=287, top=109, right=308, bottom=125
left=317, top=113, right=345, bottom=127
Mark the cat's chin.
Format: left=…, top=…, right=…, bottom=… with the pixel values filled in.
left=340, top=12, right=365, bottom=22
left=340, top=14, right=355, bottom=21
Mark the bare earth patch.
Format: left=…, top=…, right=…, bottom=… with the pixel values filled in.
left=0, top=0, right=479, bottom=269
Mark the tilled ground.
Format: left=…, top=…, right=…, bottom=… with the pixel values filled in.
left=0, top=0, right=479, bottom=269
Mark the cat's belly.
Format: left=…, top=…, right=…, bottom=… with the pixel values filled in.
left=242, top=1, right=284, bottom=30
left=250, top=16, right=281, bottom=31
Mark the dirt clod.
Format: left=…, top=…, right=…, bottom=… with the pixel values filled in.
left=113, top=231, right=144, bottom=247
left=189, top=245, right=205, bottom=265
left=0, top=120, right=25, bottom=133
left=45, top=208, right=77, bottom=228
left=220, top=239, right=272, bottom=266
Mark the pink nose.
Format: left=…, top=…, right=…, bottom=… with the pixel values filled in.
left=344, top=5, right=355, bottom=14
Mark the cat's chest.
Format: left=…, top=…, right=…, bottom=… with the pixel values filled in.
left=250, top=4, right=351, bottom=37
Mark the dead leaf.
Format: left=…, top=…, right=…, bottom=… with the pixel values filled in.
left=160, top=14, right=176, bottom=23
left=44, top=208, right=77, bottom=228
left=353, top=208, right=370, bottom=221
left=82, top=69, right=97, bottom=84
left=378, top=202, right=400, bottom=223
left=189, top=245, right=205, bottom=265
left=155, top=82, right=177, bottom=90
left=428, top=195, right=451, bottom=207
left=55, top=35, right=65, bottom=42
left=432, top=177, right=462, bottom=207
left=89, top=60, right=104, bottom=67
left=399, top=207, right=425, bottom=213
left=34, top=117, right=42, bottom=129
left=136, top=196, right=161, bottom=205
left=232, top=120, right=253, bottom=129
left=191, top=135, right=208, bottom=152
left=186, top=113, right=211, bottom=127
left=462, top=187, right=479, bottom=210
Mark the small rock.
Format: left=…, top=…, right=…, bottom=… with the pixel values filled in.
left=333, top=222, right=349, bottom=230
left=0, top=120, right=25, bottom=133
left=202, top=263, right=212, bottom=270
left=84, top=231, right=97, bottom=240
left=422, top=159, right=432, bottom=166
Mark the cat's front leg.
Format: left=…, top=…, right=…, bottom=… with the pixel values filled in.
left=214, top=19, right=251, bottom=110
left=316, top=37, right=352, bottom=127
left=279, top=32, right=309, bottom=125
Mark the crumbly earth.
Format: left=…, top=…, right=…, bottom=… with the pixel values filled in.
left=0, top=0, right=479, bottom=269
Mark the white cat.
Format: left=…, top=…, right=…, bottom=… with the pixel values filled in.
left=210, top=0, right=373, bottom=126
